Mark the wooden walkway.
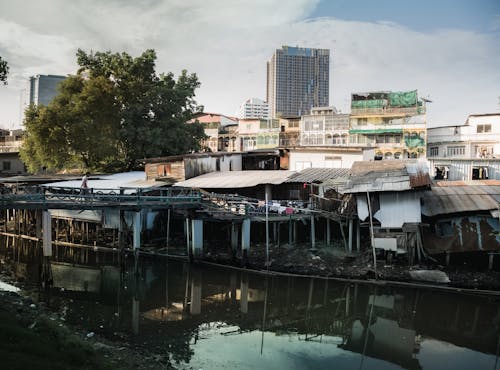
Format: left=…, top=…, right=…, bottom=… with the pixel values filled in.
left=0, top=187, right=202, bottom=210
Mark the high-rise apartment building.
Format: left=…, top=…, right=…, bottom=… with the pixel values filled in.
left=238, top=98, right=270, bottom=119
left=27, top=74, right=66, bottom=106
left=20, top=74, right=66, bottom=124
left=267, top=46, right=329, bottom=118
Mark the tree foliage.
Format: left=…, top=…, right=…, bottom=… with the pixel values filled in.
left=0, top=56, right=8, bottom=84
left=21, top=49, right=205, bottom=173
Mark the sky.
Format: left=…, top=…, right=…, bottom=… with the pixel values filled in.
left=0, top=0, right=498, bottom=129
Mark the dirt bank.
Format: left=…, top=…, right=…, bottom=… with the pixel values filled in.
left=202, top=243, right=500, bottom=292
left=0, top=260, right=175, bottom=370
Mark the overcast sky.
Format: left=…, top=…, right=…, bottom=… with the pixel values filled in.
left=0, top=0, right=498, bottom=129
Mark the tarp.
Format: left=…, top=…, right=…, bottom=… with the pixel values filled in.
left=388, top=91, right=417, bottom=107
left=404, top=135, right=425, bottom=148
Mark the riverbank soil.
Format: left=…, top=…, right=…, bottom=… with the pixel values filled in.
left=0, top=261, right=171, bottom=370
left=205, top=242, right=500, bottom=291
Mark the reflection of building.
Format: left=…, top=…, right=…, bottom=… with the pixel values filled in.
left=349, top=90, right=427, bottom=160
left=343, top=293, right=422, bottom=370
left=238, top=98, right=270, bottom=119
left=267, top=45, right=329, bottom=118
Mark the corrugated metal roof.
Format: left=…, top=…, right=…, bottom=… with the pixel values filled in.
left=175, top=170, right=294, bottom=189
left=340, top=160, right=430, bottom=194
left=285, top=168, right=350, bottom=183
left=40, top=172, right=170, bottom=193
left=422, top=185, right=500, bottom=216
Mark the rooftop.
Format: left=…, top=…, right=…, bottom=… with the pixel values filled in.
left=175, top=170, right=294, bottom=189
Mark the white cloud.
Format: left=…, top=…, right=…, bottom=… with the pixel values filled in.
left=0, top=0, right=498, bottom=128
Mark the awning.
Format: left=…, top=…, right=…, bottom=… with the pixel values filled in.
left=349, top=128, right=403, bottom=134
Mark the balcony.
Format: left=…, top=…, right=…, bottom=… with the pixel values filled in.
left=0, top=142, right=22, bottom=153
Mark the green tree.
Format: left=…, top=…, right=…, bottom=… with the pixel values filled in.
left=21, top=49, right=205, bottom=173
left=20, top=75, right=121, bottom=172
left=76, top=49, right=205, bottom=170
left=0, top=56, right=8, bottom=84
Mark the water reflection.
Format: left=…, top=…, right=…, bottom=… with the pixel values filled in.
left=9, top=251, right=500, bottom=370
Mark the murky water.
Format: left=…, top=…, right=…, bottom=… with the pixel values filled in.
left=7, top=252, right=500, bottom=370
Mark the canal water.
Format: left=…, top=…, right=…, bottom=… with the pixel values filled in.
left=6, top=252, right=500, bottom=370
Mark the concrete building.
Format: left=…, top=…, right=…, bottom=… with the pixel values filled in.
left=0, top=129, right=25, bottom=174
left=25, top=74, right=66, bottom=106
left=238, top=118, right=279, bottom=151
left=427, top=113, right=500, bottom=181
left=348, top=90, right=427, bottom=160
left=20, top=74, right=67, bottom=124
left=238, top=98, right=270, bottom=119
left=287, top=146, right=373, bottom=171
left=300, top=107, right=350, bottom=146
left=190, top=113, right=239, bottom=153
left=427, top=113, right=500, bottom=159
left=267, top=45, right=329, bottom=118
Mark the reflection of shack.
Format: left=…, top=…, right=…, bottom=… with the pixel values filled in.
left=421, top=181, right=500, bottom=268
left=340, top=160, right=431, bottom=261
left=342, top=293, right=422, bottom=370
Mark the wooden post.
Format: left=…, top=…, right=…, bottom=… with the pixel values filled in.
left=326, top=218, right=331, bottom=247
left=489, top=253, right=494, bottom=270
left=348, top=219, right=353, bottom=254
left=293, top=220, right=297, bottom=244
left=366, top=191, right=377, bottom=274
left=231, top=222, right=239, bottom=251
left=35, top=210, right=42, bottom=239
left=288, top=217, right=293, bottom=246
left=185, top=217, right=191, bottom=259
left=356, top=220, right=361, bottom=252
left=42, top=211, right=52, bottom=257
left=166, top=208, right=171, bottom=249
left=310, top=216, right=316, bottom=250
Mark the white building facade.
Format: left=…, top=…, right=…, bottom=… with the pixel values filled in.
left=427, top=113, right=500, bottom=159
left=427, top=113, right=500, bottom=181
left=300, top=107, right=350, bottom=146
left=238, top=98, right=270, bottom=119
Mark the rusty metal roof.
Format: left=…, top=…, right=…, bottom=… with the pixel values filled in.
left=175, top=170, right=295, bottom=189
left=285, top=168, right=350, bottom=183
left=340, top=160, right=431, bottom=194
left=422, top=184, right=500, bottom=216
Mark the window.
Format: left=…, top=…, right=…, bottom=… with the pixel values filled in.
left=447, top=146, right=465, bottom=157
left=2, top=161, right=10, bottom=171
left=429, top=147, right=439, bottom=157
left=477, top=124, right=491, bottom=133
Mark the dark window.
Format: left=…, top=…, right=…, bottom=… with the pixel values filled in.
left=2, top=161, right=10, bottom=171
